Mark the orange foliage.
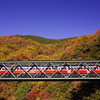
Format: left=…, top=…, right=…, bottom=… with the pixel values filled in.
left=25, top=89, right=39, bottom=100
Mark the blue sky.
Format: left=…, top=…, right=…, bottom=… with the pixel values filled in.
left=0, top=0, right=100, bottom=39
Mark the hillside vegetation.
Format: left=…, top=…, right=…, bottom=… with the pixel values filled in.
left=0, top=29, right=100, bottom=100
left=0, top=30, right=100, bottom=61
left=18, top=35, right=76, bottom=44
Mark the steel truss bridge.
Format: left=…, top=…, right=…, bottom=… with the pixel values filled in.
left=0, top=61, right=100, bottom=80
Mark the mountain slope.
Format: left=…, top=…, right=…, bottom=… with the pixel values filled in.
left=0, top=30, right=100, bottom=61
left=18, top=35, right=76, bottom=44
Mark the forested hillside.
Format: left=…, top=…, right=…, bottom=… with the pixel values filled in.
left=0, top=30, right=100, bottom=61
left=18, top=35, right=76, bottom=44
left=0, top=29, right=100, bottom=100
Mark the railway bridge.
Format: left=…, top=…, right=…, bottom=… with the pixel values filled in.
left=0, top=60, right=100, bottom=80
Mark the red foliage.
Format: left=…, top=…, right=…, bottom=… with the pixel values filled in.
left=76, top=53, right=82, bottom=58
left=39, top=90, right=49, bottom=100
left=7, top=84, right=11, bottom=86
left=25, top=89, right=39, bottom=100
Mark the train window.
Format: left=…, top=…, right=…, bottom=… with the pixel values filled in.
left=48, top=68, right=51, bottom=70
left=42, top=68, right=44, bottom=70
left=17, top=67, right=21, bottom=70
left=63, top=67, right=66, bottom=70
left=2, top=68, right=6, bottom=70
left=35, top=68, right=38, bottom=70
left=17, top=68, right=20, bottom=70
left=61, top=68, right=64, bottom=70
left=32, top=68, right=35, bottom=70
left=58, top=67, right=60, bottom=70
left=39, top=67, right=42, bottom=70
left=97, top=67, right=100, bottom=70
left=24, top=67, right=27, bottom=70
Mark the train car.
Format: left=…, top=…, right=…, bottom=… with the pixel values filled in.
left=0, top=65, right=100, bottom=75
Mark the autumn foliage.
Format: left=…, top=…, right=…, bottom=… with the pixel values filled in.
left=0, top=30, right=100, bottom=61
left=0, top=29, right=100, bottom=100
left=26, top=89, right=39, bottom=100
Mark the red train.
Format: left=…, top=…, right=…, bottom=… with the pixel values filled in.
left=0, top=65, right=100, bottom=74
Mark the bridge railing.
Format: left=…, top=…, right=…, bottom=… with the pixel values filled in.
left=0, top=61, right=100, bottom=80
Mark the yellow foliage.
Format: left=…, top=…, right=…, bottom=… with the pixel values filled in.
left=11, top=96, right=16, bottom=100
left=36, top=97, right=41, bottom=100
left=34, top=55, right=50, bottom=60
left=88, top=34, right=95, bottom=39
left=36, top=82, right=46, bottom=90
left=76, top=36, right=82, bottom=41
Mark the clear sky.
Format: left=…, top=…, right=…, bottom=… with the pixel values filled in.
left=0, top=0, right=100, bottom=39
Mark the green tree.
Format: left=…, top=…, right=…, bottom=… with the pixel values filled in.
left=14, top=82, right=32, bottom=100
